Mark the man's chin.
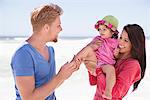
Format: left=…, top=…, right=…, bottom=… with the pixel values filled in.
left=52, top=38, right=58, bottom=43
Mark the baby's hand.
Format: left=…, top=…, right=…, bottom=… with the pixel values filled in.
left=71, top=55, right=81, bottom=62
left=71, top=55, right=82, bottom=67
left=114, top=48, right=120, bottom=58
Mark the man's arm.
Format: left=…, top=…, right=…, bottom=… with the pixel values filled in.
left=15, top=61, right=78, bottom=100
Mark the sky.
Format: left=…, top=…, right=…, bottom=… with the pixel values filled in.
left=0, top=0, right=150, bottom=37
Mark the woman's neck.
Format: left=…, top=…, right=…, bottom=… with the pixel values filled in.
left=119, top=52, right=132, bottom=60
left=27, top=33, right=47, bottom=50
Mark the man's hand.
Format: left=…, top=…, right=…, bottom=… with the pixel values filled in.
left=58, top=60, right=79, bottom=80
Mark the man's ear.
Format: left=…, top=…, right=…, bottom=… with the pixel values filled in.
left=44, top=24, right=50, bottom=32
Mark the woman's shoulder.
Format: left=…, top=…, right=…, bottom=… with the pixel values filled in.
left=120, top=58, right=141, bottom=71
left=116, top=58, right=140, bottom=71
left=125, top=58, right=139, bottom=65
left=119, top=58, right=141, bottom=83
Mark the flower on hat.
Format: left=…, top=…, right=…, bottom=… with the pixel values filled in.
left=95, top=15, right=119, bottom=34
left=108, top=24, right=113, bottom=29
left=98, top=20, right=105, bottom=25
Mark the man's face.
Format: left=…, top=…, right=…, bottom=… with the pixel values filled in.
left=46, top=16, right=62, bottom=42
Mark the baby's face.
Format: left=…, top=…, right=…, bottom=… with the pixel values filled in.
left=98, top=25, right=113, bottom=38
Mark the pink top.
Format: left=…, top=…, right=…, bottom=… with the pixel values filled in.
left=92, top=36, right=118, bottom=66
left=88, top=58, right=141, bottom=100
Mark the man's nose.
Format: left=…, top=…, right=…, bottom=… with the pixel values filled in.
left=60, top=27, right=62, bottom=31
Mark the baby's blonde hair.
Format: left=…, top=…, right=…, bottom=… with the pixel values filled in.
left=31, top=3, right=63, bottom=31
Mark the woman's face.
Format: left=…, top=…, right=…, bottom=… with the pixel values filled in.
left=118, top=30, right=132, bottom=55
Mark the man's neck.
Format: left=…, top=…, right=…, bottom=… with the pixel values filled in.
left=27, top=33, right=47, bottom=50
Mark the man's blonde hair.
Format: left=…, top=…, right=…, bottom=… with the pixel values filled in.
left=31, top=3, right=63, bottom=31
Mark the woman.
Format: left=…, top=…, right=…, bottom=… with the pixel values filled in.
left=11, top=4, right=80, bottom=100
left=86, top=24, right=146, bottom=100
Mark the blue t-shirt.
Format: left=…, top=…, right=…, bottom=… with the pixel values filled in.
left=11, top=42, right=56, bottom=100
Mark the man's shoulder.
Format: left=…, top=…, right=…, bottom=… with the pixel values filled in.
left=12, top=42, right=31, bottom=58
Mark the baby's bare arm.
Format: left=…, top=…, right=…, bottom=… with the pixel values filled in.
left=74, top=39, right=101, bottom=60
left=75, top=46, right=93, bottom=61
left=87, top=39, right=102, bottom=50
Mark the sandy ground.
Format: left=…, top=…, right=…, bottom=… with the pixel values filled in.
left=0, top=38, right=149, bottom=100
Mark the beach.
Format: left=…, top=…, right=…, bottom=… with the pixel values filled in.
left=0, top=38, right=150, bottom=100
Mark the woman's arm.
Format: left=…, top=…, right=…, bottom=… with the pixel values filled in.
left=97, top=60, right=141, bottom=99
left=15, top=61, right=79, bottom=100
left=111, top=60, right=141, bottom=98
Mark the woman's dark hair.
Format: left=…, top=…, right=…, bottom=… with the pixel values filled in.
left=123, top=24, right=146, bottom=91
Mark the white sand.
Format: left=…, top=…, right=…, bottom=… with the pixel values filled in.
left=0, top=38, right=150, bottom=100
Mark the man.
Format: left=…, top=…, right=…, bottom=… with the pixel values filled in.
left=11, top=4, right=80, bottom=100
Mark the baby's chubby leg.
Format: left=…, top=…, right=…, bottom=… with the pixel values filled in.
left=101, top=65, right=116, bottom=99
left=79, top=46, right=97, bottom=73
left=83, top=50, right=97, bottom=73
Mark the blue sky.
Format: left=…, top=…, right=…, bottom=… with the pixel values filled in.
left=0, top=0, right=150, bottom=37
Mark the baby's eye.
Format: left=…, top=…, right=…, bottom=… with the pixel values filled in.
left=103, top=29, right=106, bottom=31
